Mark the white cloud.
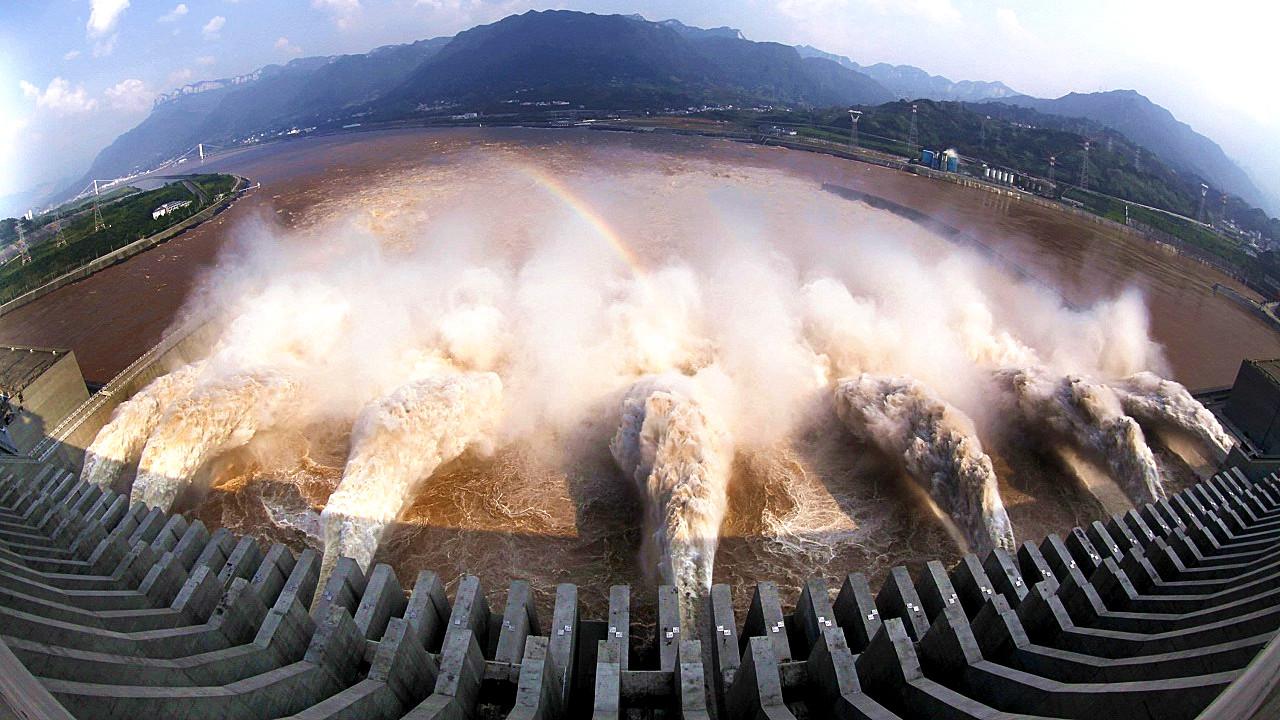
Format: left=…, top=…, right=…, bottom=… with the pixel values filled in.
left=274, top=36, right=304, bottom=55
left=168, top=68, right=194, bottom=86
left=63, top=50, right=81, bottom=61
left=312, top=0, right=362, bottom=28
left=0, top=113, right=30, bottom=198
left=19, top=77, right=98, bottom=115
left=995, top=7, right=1032, bottom=41
left=202, top=15, right=226, bottom=39
left=87, top=0, right=130, bottom=36
left=871, top=0, right=960, bottom=24
left=313, top=0, right=361, bottom=11
left=92, top=34, right=118, bottom=57
left=196, top=55, right=216, bottom=66
left=159, top=4, right=188, bottom=23
left=104, top=78, right=154, bottom=112
left=777, top=0, right=960, bottom=26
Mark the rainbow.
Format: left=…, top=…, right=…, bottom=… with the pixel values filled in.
left=517, top=164, right=647, bottom=278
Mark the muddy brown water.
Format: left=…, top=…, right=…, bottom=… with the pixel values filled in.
left=5, top=128, right=1275, bottom=387
left=6, top=127, right=1276, bottom=627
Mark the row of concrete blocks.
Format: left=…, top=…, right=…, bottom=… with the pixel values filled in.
left=700, top=466, right=1280, bottom=719
left=0, top=460, right=1278, bottom=718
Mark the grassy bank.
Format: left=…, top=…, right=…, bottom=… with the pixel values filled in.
left=0, top=174, right=238, bottom=305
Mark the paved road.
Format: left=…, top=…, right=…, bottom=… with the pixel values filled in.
left=181, top=179, right=208, bottom=206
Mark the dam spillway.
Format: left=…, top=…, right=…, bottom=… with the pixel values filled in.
left=2, top=454, right=1279, bottom=717
left=3, top=129, right=1280, bottom=718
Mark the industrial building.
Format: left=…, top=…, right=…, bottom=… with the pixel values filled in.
left=919, top=148, right=959, bottom=173
left=151, top=199, right=193, bottom=220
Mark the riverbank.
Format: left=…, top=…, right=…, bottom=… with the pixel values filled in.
left=1214, top=283, right=1280, bottom=333
left=0, top=175, right=254, bottom=320
left=4, top=126, right=1278, bottom=387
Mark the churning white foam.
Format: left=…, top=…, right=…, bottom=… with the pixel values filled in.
left=834, top=373, right=1016, bottom=553
left=318, top=366, right=502, bottom=588
left=79, top=146, right=1237, bottom=597
left=611, top=373, right=732, bottom=625
left=81, top=362, right=205, bottom=491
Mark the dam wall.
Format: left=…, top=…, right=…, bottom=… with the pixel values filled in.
left=31, top=318, right=219, bottom=472
left=1, top=451, right=1278, bottom=718
left=0, top=347, right=89, bottom=458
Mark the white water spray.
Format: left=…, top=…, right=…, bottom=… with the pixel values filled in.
left=74, top=147, right=1217, bottom=615
left=833, top=374, right=1016, bottom=552
left=317, top=369, right=503, bottom=587
left=131, top=370, right=301, bottom=510
left=610, top=374, right=733, bottom=625
left=996, top=367, right=1164, bottom=504
left=81, top=363, right=205, bottom=491
left=1112, top=371, right=1234, bottom=458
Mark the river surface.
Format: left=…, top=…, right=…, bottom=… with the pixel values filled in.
left=4, top=127, right=1276, bottom=623
left=5, top=128, right=1275, bottom=387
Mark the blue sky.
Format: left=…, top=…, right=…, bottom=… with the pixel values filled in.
left=2, top=0, right=1278, bottom=208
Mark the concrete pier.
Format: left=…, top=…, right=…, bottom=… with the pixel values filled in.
left=1, top=457, right=1280, bottom=718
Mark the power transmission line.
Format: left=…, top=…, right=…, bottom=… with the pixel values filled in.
left=92, top=180, right=106, bottom=233
left=1079, top=142, right=1090, bottom=191
left=14, top=220, right=30, bottom=266
left=907, top=104, right=918, bottom=154
left=53, top=210, right=66, bottom=248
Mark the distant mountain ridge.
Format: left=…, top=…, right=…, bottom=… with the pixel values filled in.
left=83, top=35, right=454, bottom=187
left=795, top=45, right=1021, bottom=102
left=63, top=10, right=1276, bottom=218
left=379, top=11, right=892, bottom=114
left=152, top=66, right=276, bottom=106
left=992, top=90, right=1273, bottom=213
left=790, top=46, right=1273, bottom=213
left=77, top=11, right=892, bottom=189
left=644, top=16, right=746, bottom=41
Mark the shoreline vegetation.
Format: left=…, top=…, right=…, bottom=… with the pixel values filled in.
left=192, top=103, right=1276, bottom=291
left=1, top=109, right=1272, bottom=319
left=0, top=174, right=246, bottom=314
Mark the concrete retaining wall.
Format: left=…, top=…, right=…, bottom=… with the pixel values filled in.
left=6, top=352, right=89, bottom=458
left=33, top=319, right=219, bottom=472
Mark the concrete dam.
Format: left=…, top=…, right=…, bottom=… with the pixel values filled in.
left=3, top=430, right=1280, bottom=717
left=4, top=134, right=1280, bottom=718
left=2, top=337, right=1280, bottom=717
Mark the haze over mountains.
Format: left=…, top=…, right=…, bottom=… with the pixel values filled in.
left=69, top=10, right=1277, bottom=217
left=993, top=91, right=1270, bottom=214
left=794, top=45, right=1021, bottom=104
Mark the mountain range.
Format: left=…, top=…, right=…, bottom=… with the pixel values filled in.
left=67, top=10, right=1277, bottom=218
left=794, top=45, right=1021, bottom=103
left=995, top=91, right=1269, bottom=212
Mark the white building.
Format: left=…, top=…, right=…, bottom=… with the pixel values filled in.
left=151, top=200, right=192, bottom=220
